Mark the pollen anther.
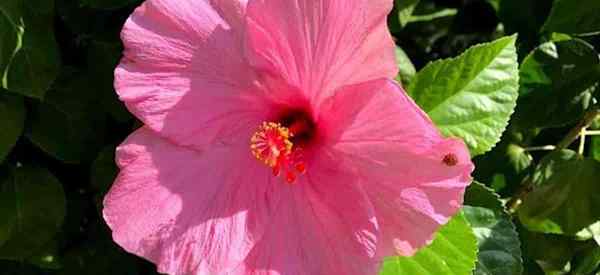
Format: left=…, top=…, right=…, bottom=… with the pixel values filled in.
left=251, top=122, right=306, bottom=183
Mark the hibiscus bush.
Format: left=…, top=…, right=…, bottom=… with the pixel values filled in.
left=1, top=0, right=600, bottom=274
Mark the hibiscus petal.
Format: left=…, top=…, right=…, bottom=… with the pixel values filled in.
left=244, top=0, right=398, bottom=104
left=234, top=151, right=380, bottom=275
left=115, top=0, right=268, bottom=149
left=103, top=128, right=276, bottom=274
left=319, top=79, right=474, bottom=257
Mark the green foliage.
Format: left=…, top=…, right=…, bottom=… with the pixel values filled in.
left=464, top=206, right=522, bottom=275
left=408, top=36, right=519, bottom=156
left=0, top=165, right=65, bottom=260
left=26, top=71, right=108, bottom=163
left=86, top=41, right=132, bottom=123
left=464, top=181, right=505, bottom=212
left=473, top=141, right=533, bottom=194
left=60, top=222, right=140, bottom=275
left=0, top=92, right=24, bottom=162
left=0, top=0, right=60, bottom=99
left=395, top=0, right=421, bottom=27
left=514, top=39, right=600, bottom=128
left=91, top=146, right=118, bottom=212
left=496, top=0, right=551, bottom=52
left=380, top=212, right=478, bottom=275
left=572, top=246, right=600, bottom=275
left=592, top=136, right=600, bottom=162
left=396, top=46, right=416, bottom=86
left=519, top=228, right=582, bottom=272
left=464, top=182, right=523, bottom=275
left=542, top=0, right=600, bottom=35
left=519, top=150, right=600, bottom=235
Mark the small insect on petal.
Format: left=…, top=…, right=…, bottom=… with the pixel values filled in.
left=442, top=153, right=459, bottom=166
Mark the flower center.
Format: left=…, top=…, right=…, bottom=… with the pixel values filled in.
left=250, top=110, right=314, bottom=183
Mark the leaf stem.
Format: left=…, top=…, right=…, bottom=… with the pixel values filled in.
left=578, top=128, right=587, bottom=155
left=523, top=145, right=556, bottom=152
left=508, top=108, right=600, bottom=213
left=556, top=108, right=600, bottom=150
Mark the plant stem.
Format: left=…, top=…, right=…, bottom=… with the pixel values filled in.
left=556, top=108, right=600, bottom=149
left=523, top=145, right=556, bottom=152
left=507, top=108, right=600, bottom=213
left=579, top=129, right=587, bottom=155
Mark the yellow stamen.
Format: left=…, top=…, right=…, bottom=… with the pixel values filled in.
left=250, top=122, right=293, bottom=168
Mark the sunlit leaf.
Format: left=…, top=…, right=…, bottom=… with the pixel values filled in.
left=395, top=0, right=420, bottom=27
left=396, top=46, right=416, bottom=86
left=380, top=212, right=477, bottom=275
left=408, top=35, right=519, bottom=156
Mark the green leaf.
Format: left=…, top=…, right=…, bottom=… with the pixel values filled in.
left=522, top=258, right=544, bottom=275
left=408, top=9, right=457, bottom=24
left=497, top=0, right=551, bottom=51
left=0, top=92, right=25, bottom=162
left=61, top=222, right=139, bottom=275
left=464, top=206, right=523, bottom=275
left=1, top=0, right=60, bottom=99
left=571, top=245, right=600, bottom=275
left=86, top=41, right=132, bottom=123
left=26, top=71, right=107, bottom=163
left=486, top=0, right=500, bottom=11
left=519, top=228, right=580, bottom=270
left=380, top=212, right=477, bottom=275
left=91, top=146, right=118, bottom=212
left=395, top=46, right=416, bottom=86
left=474, top=142, right=533, bottom=194
left=25, top=239, right=62, bottom=270
left=591, top=136, right=600, bottom=162
left=542, top=0, right=600, bottom=35
left=464, top=181, right=505, bottom=212
left=0, top=4, right=19, bottom=79
left=407, top=35, right=520, bottom=156
left=513, top=39, right=600, bottom=128
left=0, top=261, right=42, bottom=275
left=575, top=222, right=600, bottom=244
left=0, top=165, right=66, bottom=260
left=395, top=0, right=420, bottom=27
left=518, top=150, right=600, bottom=235
left=464, top=182, right=523, bottom=275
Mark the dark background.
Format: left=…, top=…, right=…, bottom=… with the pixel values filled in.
left=1, top=0, right=600, bottom=274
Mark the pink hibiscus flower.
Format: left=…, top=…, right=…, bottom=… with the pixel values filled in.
left=103, top=0, right=474, bottom=274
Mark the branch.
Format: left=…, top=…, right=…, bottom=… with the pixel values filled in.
left=556, top=108, right=600, bottom=149
left=507, top=107, right=600, bottom=213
